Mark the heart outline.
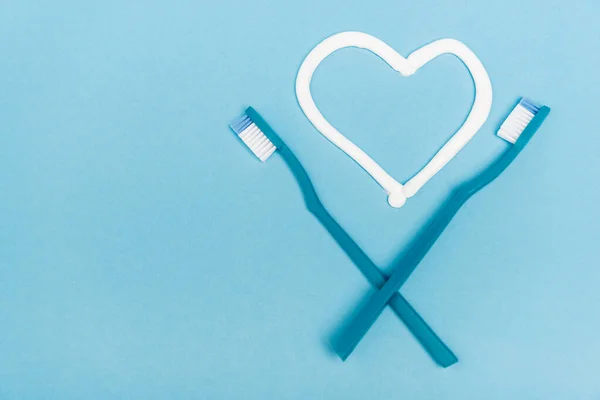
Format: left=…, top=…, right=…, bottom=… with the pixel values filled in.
left=296, top=31, right=493, bottom=208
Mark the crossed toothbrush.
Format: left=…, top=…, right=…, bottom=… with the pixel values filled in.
left=334, top=100, right=551, bottom=359
left=231, top=108, right=458, bottom=367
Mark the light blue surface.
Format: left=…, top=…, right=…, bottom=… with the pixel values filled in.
left=1, top=1, right=599, bottom=398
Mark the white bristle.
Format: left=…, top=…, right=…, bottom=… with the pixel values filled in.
left=238, top=122, right=276, bottom=162
left=497, top=103, right=536, bottom=144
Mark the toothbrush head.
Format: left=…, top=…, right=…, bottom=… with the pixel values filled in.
left=497, top=98, right=543, bottom=144
left=230, top=112, right=277, bottom=162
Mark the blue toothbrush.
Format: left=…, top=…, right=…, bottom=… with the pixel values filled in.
left=230, top=107, right=459, bottom=367
left=334, top=99, right=551, bottom=359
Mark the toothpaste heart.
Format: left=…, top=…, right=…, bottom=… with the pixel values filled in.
left=296, top=31, right=492, bottom=208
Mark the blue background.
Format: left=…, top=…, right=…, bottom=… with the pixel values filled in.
left=1, top=0, right=599, bottom=398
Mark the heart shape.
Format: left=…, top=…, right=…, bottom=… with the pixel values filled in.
left=296, top=32, right=493, bottom=208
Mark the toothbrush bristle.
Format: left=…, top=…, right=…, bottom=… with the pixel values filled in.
left=497, top=98, right=541, bottom=144
left=229, top=114, right=277, bottom=162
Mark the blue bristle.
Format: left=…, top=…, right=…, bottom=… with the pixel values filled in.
left=229, top=115, right=249, bottom=133
left=229, top=116, right=243, bottom=132
left=520, top=98, right=540, bottom=114
left=229, top=114, right=252, bottom=135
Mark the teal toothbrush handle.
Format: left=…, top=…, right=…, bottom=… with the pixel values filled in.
left=246, top=107, right=458, bottom=366
left=335, top=106, right=551, bottom=360
left=307, top=199, right=457, bottom=365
